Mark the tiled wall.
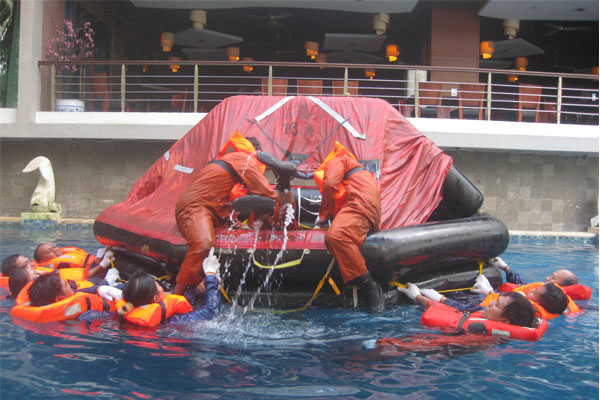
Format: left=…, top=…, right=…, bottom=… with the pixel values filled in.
left=1, top=139, right=598, bottom=232
left=445, top=149, right=598, bottom=232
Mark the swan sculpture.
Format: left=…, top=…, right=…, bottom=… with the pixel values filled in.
left=22, top=156, right=61, bottom=213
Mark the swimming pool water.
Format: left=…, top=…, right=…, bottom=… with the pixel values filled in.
left=0, top=225, right=598, bottom=399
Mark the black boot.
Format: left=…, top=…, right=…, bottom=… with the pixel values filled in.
left=232, top=195, right=276, bottom=215
left=349, top=271, right=384, bottom=313
left=256, top=151, right=297, bottom=192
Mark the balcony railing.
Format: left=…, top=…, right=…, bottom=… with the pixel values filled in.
left=39, top=60, right=599, bottom=125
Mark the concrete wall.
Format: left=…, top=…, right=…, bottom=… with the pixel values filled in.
left=1, top=138, right=597, bottom=231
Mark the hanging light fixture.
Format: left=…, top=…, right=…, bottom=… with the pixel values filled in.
left=365, top=68, right=376, bottom=79
left=142, top=64, right=148, bottom=73
left=316, top=52, right=327, bottom=69
left=503, top=19, right=520, bottom=39
left=305, top=41, right=319, bottom=59
left=161, top=32, right=175, bottom=52
left=227, top=47, right=240, bottom=61
left=480, top=41, right=494, bottom=59
left=515, top=57, right=528, bottom=71
left=190, top=10, right=206, bottom=29
left=386, top=44, right=400, bottom=62
left=169, top=57, right=181, bottom=73
left=242, top=57, right=254, bottom=73
left=373, top=13, right=389, bottom=35
left=508, top=74, right=518, bottom=83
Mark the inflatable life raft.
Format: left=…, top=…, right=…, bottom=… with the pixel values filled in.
left=93, top=96, right=509, bottom=307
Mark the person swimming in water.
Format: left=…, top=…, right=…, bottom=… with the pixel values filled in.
left=398, top=282, right=537, bottom=327
left=119, top=248, right=222, bottom=324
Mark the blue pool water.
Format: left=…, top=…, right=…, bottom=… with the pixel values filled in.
left=0, top=224, right=598, bottom=399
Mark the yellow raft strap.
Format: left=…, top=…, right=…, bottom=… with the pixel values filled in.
left=249, top=257, right=337, bottom=314
left=296, top=257, right=337, bottom=311
left=328, top=277, right=341, bottom=295
left=220, top=285, right=232, bottom=303
left=390, top=260, right=485, bottom=294
left=252, top=249, right=309, bottom=269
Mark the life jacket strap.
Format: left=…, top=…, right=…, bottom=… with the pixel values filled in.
left=159, top=301, right=167, bottom=323
left=209, top=159, right=243, bottom=183
left=343, top=166, right=364, bottom=181
left=82, top=253, right=93, bottom=269
left=456, top=312, right=470, bottom=334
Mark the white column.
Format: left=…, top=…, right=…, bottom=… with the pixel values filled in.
left=16, top=0, right=44, bottom=125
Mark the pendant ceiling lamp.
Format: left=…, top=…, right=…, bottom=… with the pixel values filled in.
left=508, top=74, right=518, bottom=83
left=242, top=57, right=254, bottom=73
left=227, top=47, right=240, bottom=61
left=480, top=41, right=494, bottom=59
left=161, top=32, right=175, bottom=52
left=365, top=68, right=376, bottom=79
left=515, top=56, right=528, bottom=71
left=316, top=52, right=327, bottom=69
left=503, top=19, right=519, bottom=39
left=373, top=13, right=389, bottom=35
left=190, top=10, right=206, bottom=29
left=305, top=41, right=319, bottom=59
left=386, top=44, right=400, bottom=62
left=169, top=57, right=181, bottom=73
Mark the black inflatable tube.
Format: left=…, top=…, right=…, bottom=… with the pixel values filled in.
left=428, top=165, right=484, bottom=221
left=361, top=213, right=508, bottom=280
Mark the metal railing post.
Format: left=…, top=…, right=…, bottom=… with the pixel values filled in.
left=194, top=64, right=199, bottom=113
left=487, top=73, right=492, bottom=121
left=268, top=65, right=273, bottom=96
left=343, top=67, right=348, bottom=94
left=414, top=71, right=419, bottom=118
left=121, top=64, right=126, bottom=112
left=50, top=65, right=56, bottom=111
left=556, top=76, right=562, bottom=124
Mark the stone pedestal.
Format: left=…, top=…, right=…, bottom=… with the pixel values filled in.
left=20, top=212, right=61, bottom=228
left=21, top=212, right=61, bottom=220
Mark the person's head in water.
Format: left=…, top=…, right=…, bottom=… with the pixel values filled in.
left=119, top=270, right=165, bottom=316
left=245, top=136, right=262, bottom=152
left=545, top=269, right=578, bottom=286
left=526, top=283, right=568, bottom=314
left=34, top=243, right=62, bottom=263
left=2, top=254, right=34, bottom=277
left=8, top=262, right=39, bottom=296
left=28, top=271, right=76, bottom=307
left=482, top=292, right=536, bottom=327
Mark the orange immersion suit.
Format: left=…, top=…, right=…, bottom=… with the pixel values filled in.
left=319, top=156, right=381, bottom=283
left=175, top=151, right=278, bottom=289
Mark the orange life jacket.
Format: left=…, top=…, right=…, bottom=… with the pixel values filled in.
left=563, top=284, right=592, bottom=301
left=313, top=141, right=358, bottom=217
left=216, top=130, right=266, bottom=203
left=10, top=291, right=114, bottom=323
left=481, top=282, right=580, bottom=320
left=1, top=264, right=87, bottom=287
left=36, top=266, right=88, bottom=282
left=421, top=300, right=548, bottom=341
left=117, top=294, right=193, bottom=327
left=498, top=282, right=591, bottom=301
left=15, top=279, right=95, bottom=306
left=36, top=247, right=98, bottom=270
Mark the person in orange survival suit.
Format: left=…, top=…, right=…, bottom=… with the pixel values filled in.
left=174, top=136, right=296, bottom=296
left=314, top=142, right=384, bottom=312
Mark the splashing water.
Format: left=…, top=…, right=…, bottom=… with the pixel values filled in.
left=247, top=203, right=295, bottom=310
left=231, top=218, right=263, bottom=315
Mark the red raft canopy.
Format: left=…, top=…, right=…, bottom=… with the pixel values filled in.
left=95, top=95, right=506, bottom=293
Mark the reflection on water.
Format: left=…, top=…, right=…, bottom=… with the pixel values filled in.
left=0, top=227, right=598, bottom=399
